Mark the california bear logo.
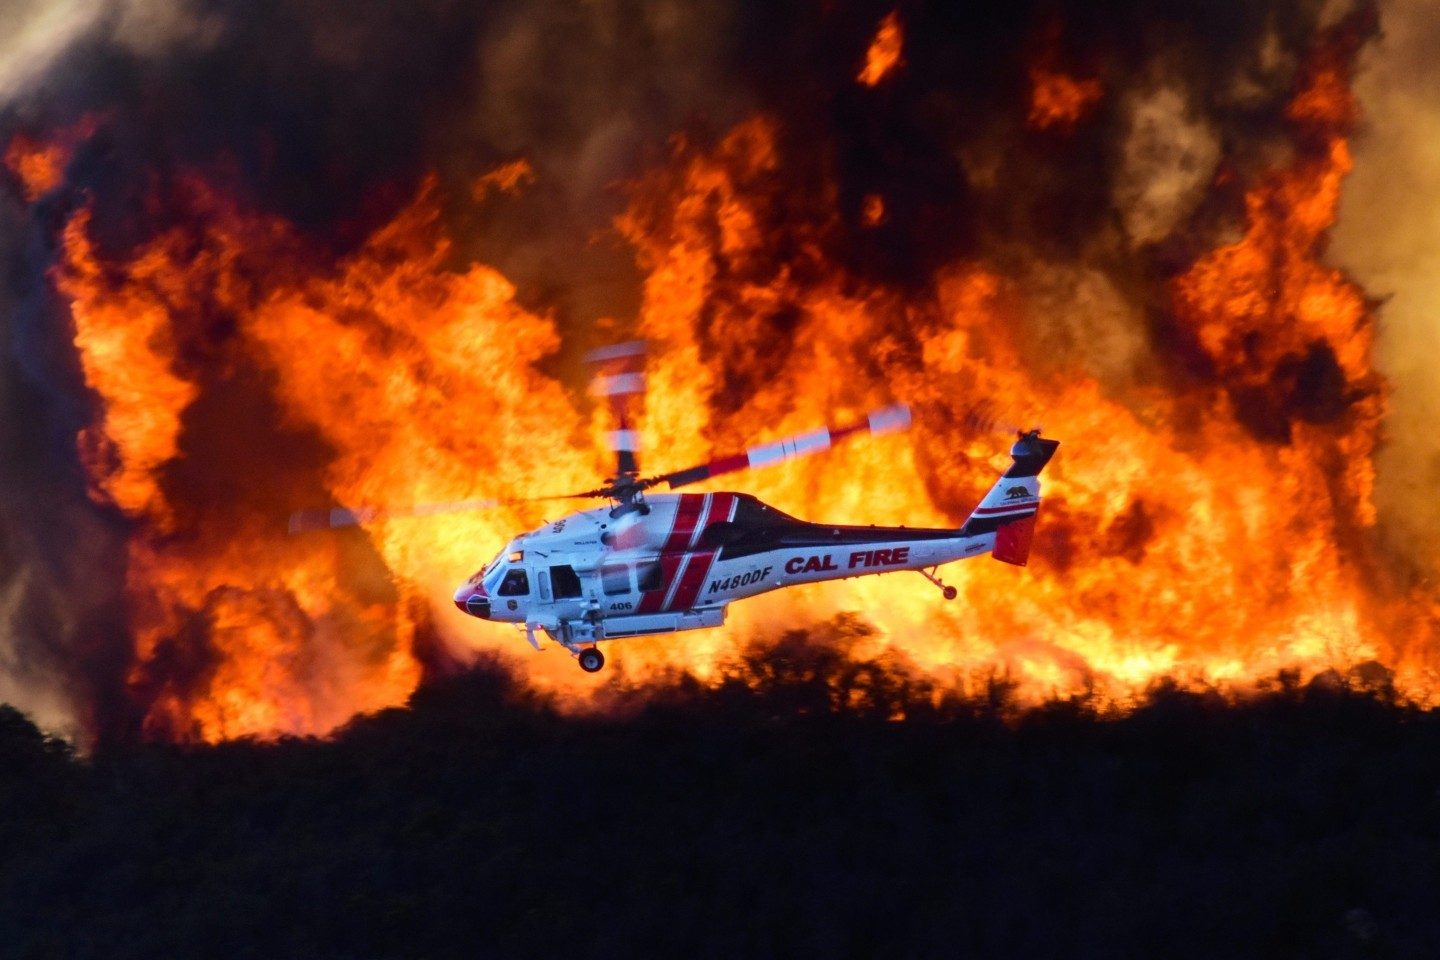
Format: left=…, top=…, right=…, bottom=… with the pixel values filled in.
left=1004, top=485, right=1032, bottom=500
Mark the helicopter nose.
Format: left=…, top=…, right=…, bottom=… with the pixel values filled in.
left=453, top=586, right=491, bottom=619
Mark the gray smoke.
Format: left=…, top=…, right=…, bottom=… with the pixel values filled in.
left=1334, top=0, right=1440, bottom=581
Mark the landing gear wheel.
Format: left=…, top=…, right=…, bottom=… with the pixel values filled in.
left=918, top=567, right=957, bottom=601
left=578, top=647, right=605, bottom=673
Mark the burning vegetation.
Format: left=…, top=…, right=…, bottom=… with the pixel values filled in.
left=0, top=0, right=1435, bottom=743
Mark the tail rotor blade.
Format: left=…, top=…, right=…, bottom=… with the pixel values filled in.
left=648, top=403, right=911, bottom=491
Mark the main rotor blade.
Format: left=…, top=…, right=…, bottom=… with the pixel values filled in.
left=288, top=493, right=591, bottom=534
left=647, top=403, right=912, bottom=491
left=587, top=340, right=646, bottom=479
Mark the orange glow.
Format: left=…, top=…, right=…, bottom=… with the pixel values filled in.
left=1028, top=65, right=1103, bottom=131
left=1026, top=22, right=1102, bottom=131
left=472, top=158, right=535, bottom=201
left=43, top=18, right=1440, bottom=741
left=861, top=194, right=887, bottom=227
left=857, top=11, right=904, bottom=87
left=4, top=117, right=97, bottom=201
left=5, top=134, right=67, bottom=200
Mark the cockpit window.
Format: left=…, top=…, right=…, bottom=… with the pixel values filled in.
left=497, top=569, right=530, bottom=596
left=482, top=563, right=506, bottom=595
left=469, top=551, right=504, bottom=586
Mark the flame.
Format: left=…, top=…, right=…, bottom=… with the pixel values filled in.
left=610, top=106, right=1404, bottom=702
left=52, top=173, right=595, bottom=740
left=1028, top=66, right=1103, bottom=131
left=861, top=194, right=887, bottom=227
left=857, top=11, right=904, bottom=87
left=20, top=11, right=1440, bottom=741
left=57, top=210, right=200, bottom=526
left=5, top=134, right=67, bottom=200
left=2, top=117, right=98, bottom=201
left=1026, top=24, right=1102, bottom=131
left=472, top=158, right=535, bottom=201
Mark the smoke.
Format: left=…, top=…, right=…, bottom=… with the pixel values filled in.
left=450, top=0, right=746, bottom=332
left=0, top=1, right=103, bottom=103
left=1112, top=85, right=1221, bottom=247
left=0, top=0, right=1415, bottom=740
left=1333, top=0, right=1440, bottom=580
left=0, top=159, right=132, bottom=739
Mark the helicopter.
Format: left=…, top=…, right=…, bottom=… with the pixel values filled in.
left=292, top=342, right=1058, bottom=673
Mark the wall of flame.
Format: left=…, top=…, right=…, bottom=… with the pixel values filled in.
left=1, top=1, right=1437, bottom=742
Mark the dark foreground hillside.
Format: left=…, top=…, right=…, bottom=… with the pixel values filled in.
left=2, top=635, right=1439, bottom=960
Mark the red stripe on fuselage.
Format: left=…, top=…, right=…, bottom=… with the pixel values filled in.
left=660, top=494, right=711, bottom=610
left=636, top=494, right=705, bottom=613
left=666, top=493, right=735, bottom=611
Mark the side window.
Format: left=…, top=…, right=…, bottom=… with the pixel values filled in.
left=497, top=569, right=530, bottom=596
left=550, top=565, right=582, bottom=599
left=636, top=561, right=663, bottom=592
left=601, top=563, right=631, bottom=596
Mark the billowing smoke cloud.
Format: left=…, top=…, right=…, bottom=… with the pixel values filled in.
left=0, top=0, right=1408, bottom=741
left=0, top=146, right=130, bottom=739
left=1334, top=0, right=1440, bottom=580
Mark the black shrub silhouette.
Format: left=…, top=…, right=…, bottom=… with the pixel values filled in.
left=1, top=633, right=1438, bottom=960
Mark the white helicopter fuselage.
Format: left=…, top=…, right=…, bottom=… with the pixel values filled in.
left=453, top=445, right=1047, bottom=656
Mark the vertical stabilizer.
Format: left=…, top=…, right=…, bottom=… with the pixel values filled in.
left=958, top=431, right=1059, bottom=566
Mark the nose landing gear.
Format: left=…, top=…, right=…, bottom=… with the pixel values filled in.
left=577, top=646, right=605, bottom=673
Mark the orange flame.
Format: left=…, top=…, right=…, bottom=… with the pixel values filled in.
left=612, top=104, right=1411, bottom=702
left=5, top=134, right=68, bottom=201
left=22, top=13, right=1440, bottom=741
left=472, top=158, right=535, bottom=201
left=51, top=173, right=594, bottom=740
left=861, top=194, right=887, bottom=227
left=1026, top=24, right=1102, bottom=131
left=1027, top=66, right=1103, bottom=131
left=857, top=11, right=904, bottom=87
left=3, top=117, right=99, bottom=201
